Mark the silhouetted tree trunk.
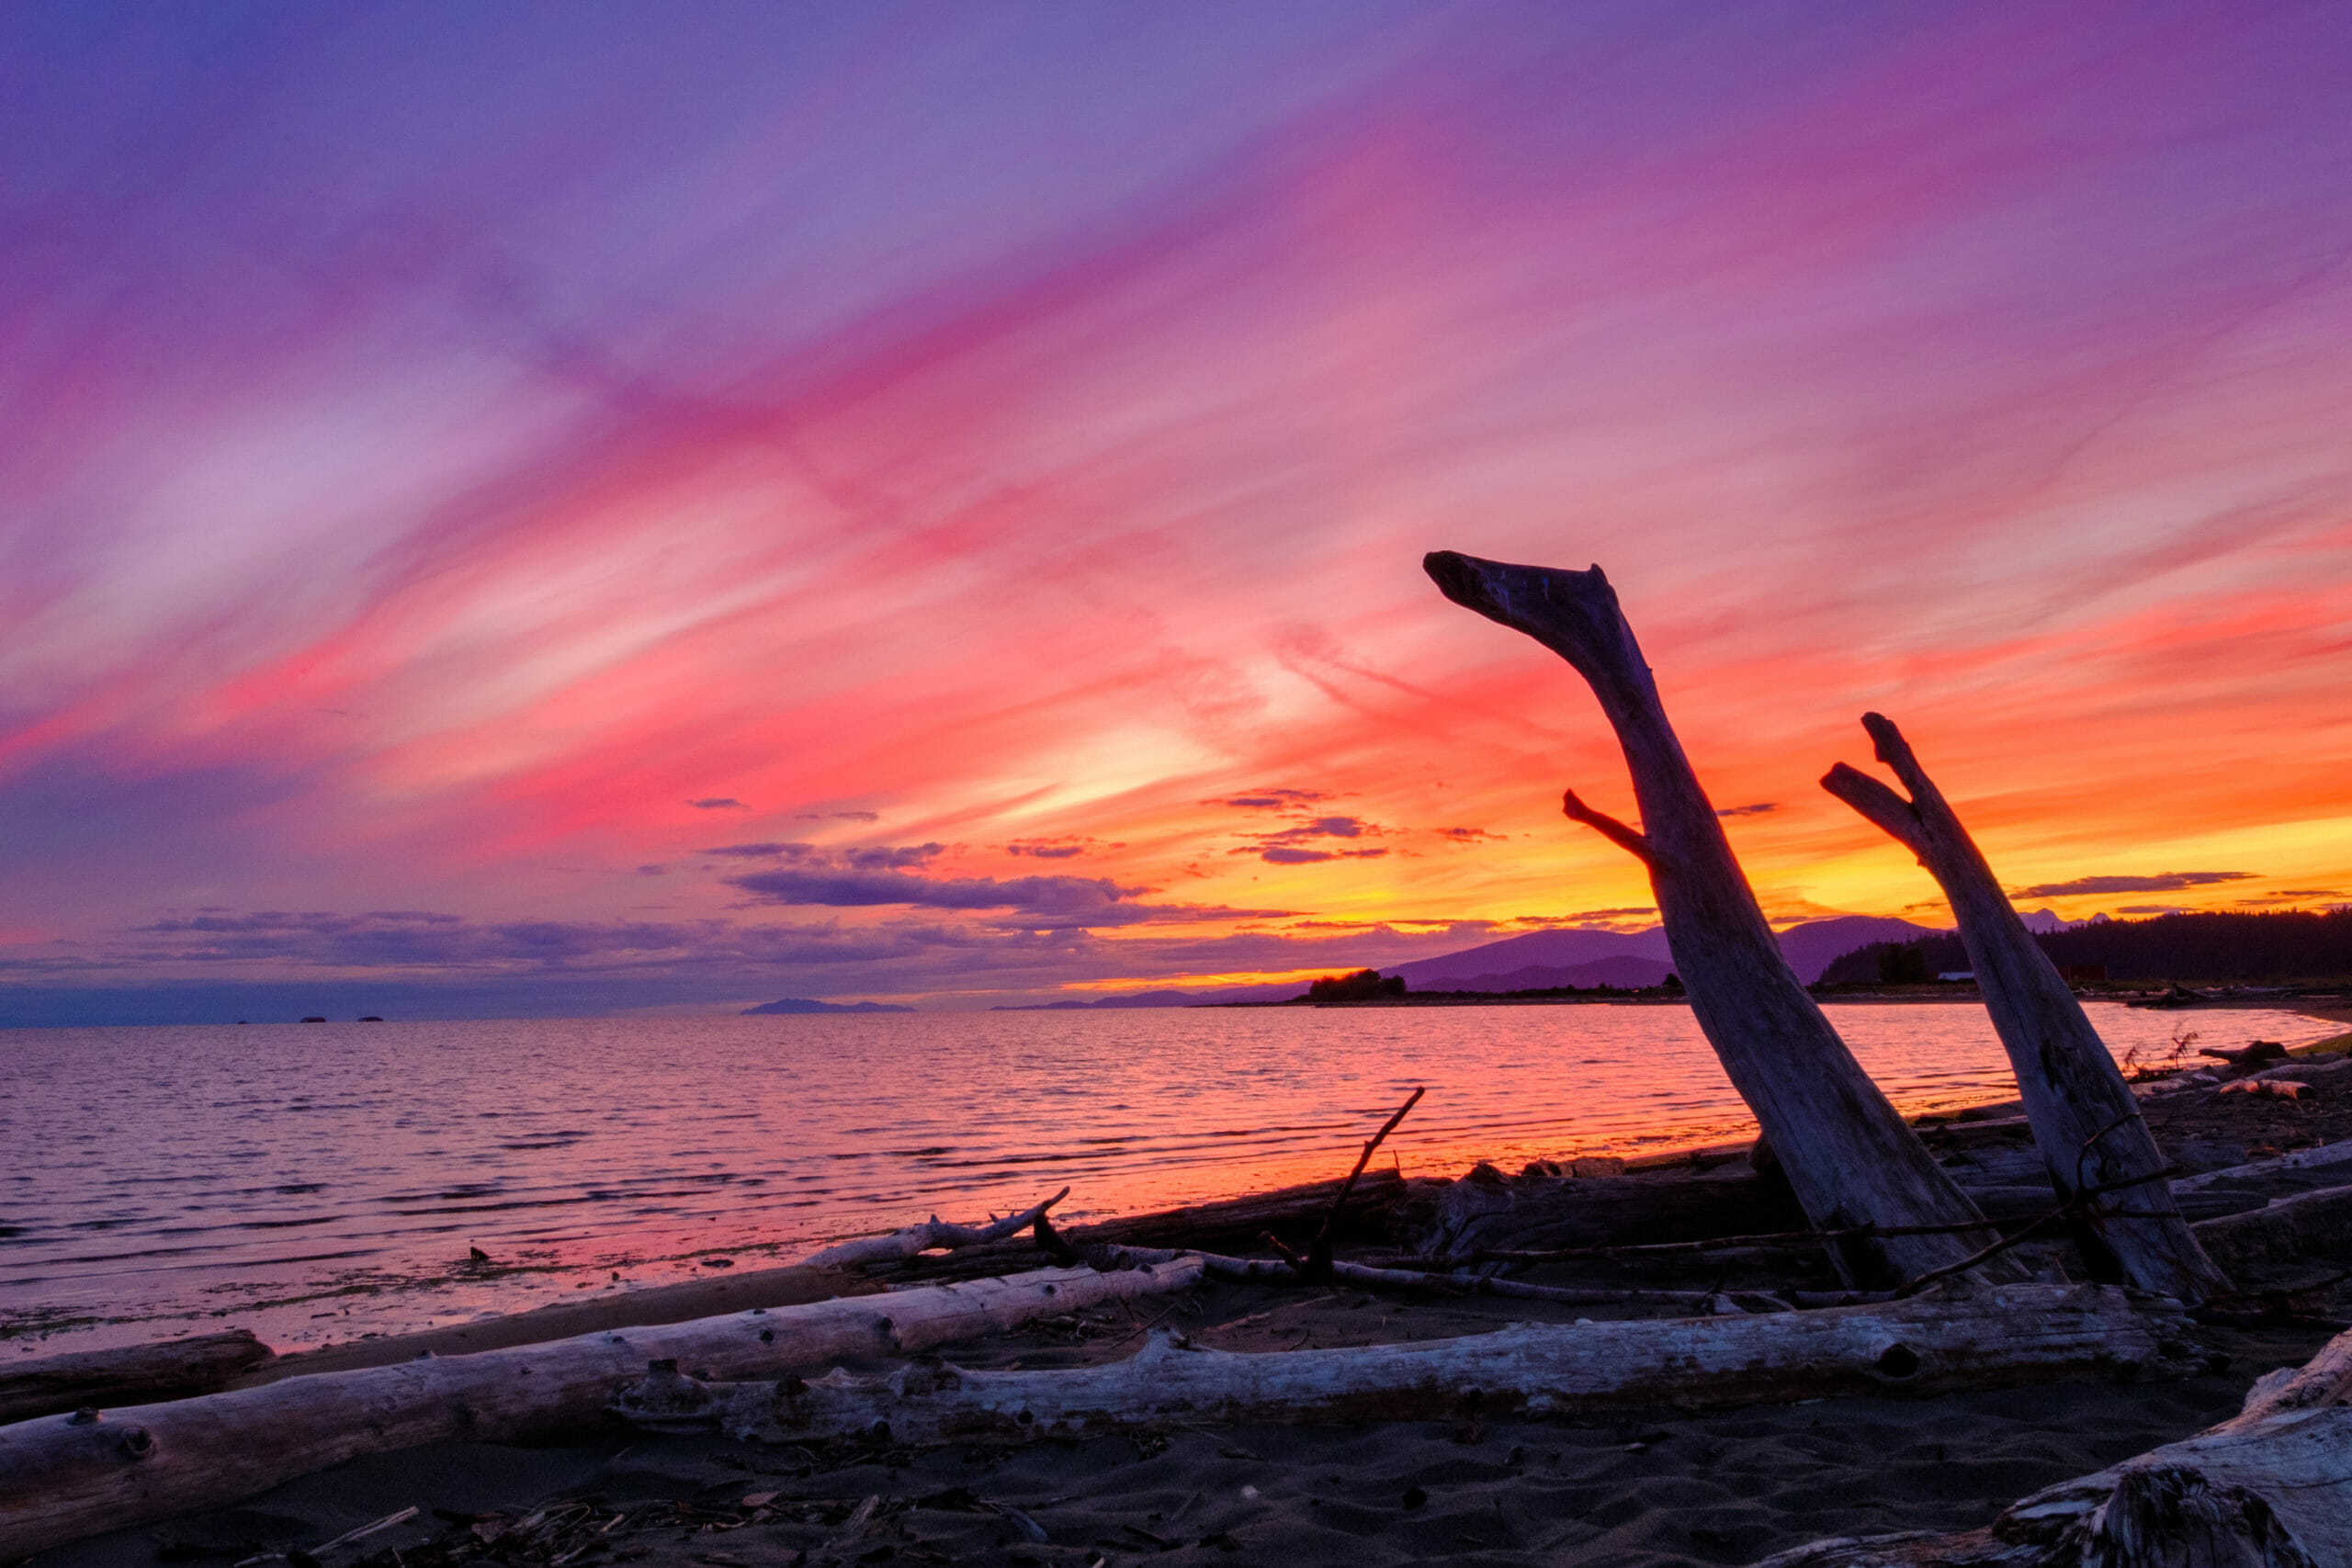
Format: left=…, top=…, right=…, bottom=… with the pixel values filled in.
left=1822, top=714, right=2232, bottom=1305
left=1423, top=553, right=2000, bottom=1288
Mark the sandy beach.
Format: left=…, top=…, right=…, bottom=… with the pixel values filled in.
left=30, top=1286, right=2344, bottom=1568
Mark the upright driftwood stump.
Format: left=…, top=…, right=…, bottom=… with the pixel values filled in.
left=1425, top=553, right=1997, bottom=1288
left=1822, top=714, right=2233, bottom=1305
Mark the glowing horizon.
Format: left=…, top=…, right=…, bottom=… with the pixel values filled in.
left=5, top=2, right=2349, bottom=1019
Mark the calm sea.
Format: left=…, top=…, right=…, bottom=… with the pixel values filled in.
left=1, top=1003, right=2325, bottom=1354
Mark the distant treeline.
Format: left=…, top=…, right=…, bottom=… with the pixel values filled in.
left=1818, top=908, right=2352, bottom=986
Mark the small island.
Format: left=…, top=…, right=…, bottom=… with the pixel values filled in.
left=740, top=997, right=912, bottom=1014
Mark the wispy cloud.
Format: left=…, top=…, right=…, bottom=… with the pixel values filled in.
left=685, top=797, right=748, bottom=810
left=2010, top=872, right=2258, bottom=898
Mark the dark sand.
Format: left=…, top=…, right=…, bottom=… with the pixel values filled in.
left=37, top=1283, right=2346, bottom=1568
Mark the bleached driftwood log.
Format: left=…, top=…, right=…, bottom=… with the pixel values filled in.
left=0, top=1261, right=1198, bottom=1561
left=1754, top=1325, right=2352, bottom=1567
left=801, top=1187, right=1071, bottom=1269
left=1424, top=553, right=1996, bottom=1288
left=615, top=1282, right=2194, bottom=1447
left=1823, top=715, right=2231, bottom=1306
left=0, top=1329, right=274, bottom=1425
left=1060, top=1237, right=1792, bottom=1314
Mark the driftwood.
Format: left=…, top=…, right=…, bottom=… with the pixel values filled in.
left=0, top=1261, right=1199, bottom=1561
left=1425, top=553, right=1996, bottom=1288
left=2192, top=1184, right=2352, bottom=1276
left=0, top=1329, right=274, bottom=1425
left=1756, top=1325, right=2352, bottom=1566
left=800, top=1187, right=1071, bottom=1269
left=1419, top=1163, right=1810, bottom=1258
left=1051, top=1235, right=1791, bottom=1314
left=614, top=1282, right=2196, bottom=1447
left=1823, top=715, right=2232, bottom=1304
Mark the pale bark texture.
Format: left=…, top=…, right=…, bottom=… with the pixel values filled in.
left=1423, top=552, right=1996, bottom=1287
left=0, top=1330, right=273, bottom=1424
left=1822, top=714, right=2233, bottom=1305
left=800, top=1187, right=1069, bottom=1269
left=1756, top=1325, right=2352, bottom=1567
left=0, top=1261, right=1200, bottom=1561
left=615, top=1282, right=2193, bottom=1447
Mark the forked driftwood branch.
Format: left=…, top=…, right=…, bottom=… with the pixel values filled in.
left=613, top=1283, right=2197, bottom=1448
left=1262, top=1087, right=1424, bottom=1281
left=0, top=1261, right=1201, bottom=1561
left=1423, top=552, right=1997, bottom=1288
left=801, top=1187, right=1072, bottom=1269
left=1758, top=1324, right=2352, bottom=1567
left=1821, top=714, right=2233, bottom=1305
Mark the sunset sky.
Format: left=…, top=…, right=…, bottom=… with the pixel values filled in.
left=6, top=1, right=2350, bottom=1021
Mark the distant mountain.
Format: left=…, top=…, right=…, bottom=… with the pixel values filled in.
left=742, top=997, right=913, bottom=1014
left=1379, top=916, right=1948, bottom=991
left=1383, top=927, right=1673, bottom=990
left=1404, top=954, right=1677, bottom=992
left=1771, top=916, right=1948, bottom=984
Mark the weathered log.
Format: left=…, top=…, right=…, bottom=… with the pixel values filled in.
left=0, top=1329, right=274, bottom=1425
left=2191, top=1183, right=2352, bottom=1276
left=1756, top=1325, right=2352, bottom=1566
left=615, top=1282, right=2195, bottom=1448
left=0, top=1261, right=1199, bottom=1561
left=241, top=1264, right=883, bottom=1385
left=801, top=1187, right=1070, bottom=1269
left=2172, top=1138, right=2352, bottom=1195
left=1419, top=1164, right=1813, bottom=1258
left=1069, top=1168, right=1410, bottom=1252
left=1823, top=715, right=2233, bottom=1304
left=1057, top=1237, right=1790, bottom=1314
left=1425, top=553, right=1997, bottom=1289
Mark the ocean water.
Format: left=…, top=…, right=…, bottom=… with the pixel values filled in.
left=0, top=1002, right=2325, bottom=1354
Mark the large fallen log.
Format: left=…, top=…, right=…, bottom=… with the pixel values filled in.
left=0, top=1330, right=274, bottom=1425
left=614, top=1281, right=2196, bottom=1447
left=241, top=1264, right=884, bottom=1385
left=1419, top=1162, right=1810, bottom=1258
left=1754, top=1325, right=2352, bottom=1566
left=1823, top=716, right=2230, bottom=1304
left=2191, top=1183, right=2352, bottom=1276
left=1424, top=553, right=1998, bottom=1288
left=0, top=1260, right=1199, bottom=1561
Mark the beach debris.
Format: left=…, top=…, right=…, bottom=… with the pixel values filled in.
left=0, top=1260, right=1204, bottom=1562
left=2219, top=1078, right=2312, bottom=1100
left=1822, top=716, right=2232, bottom=1307
left=1755, top=1322, right=2352, bottom=1566
left=288, top=1506, right=421, bottom=1568
left=613, top=1282, right=2198, bottom=1448
left=1049, top=1235, right=1796, bottom=1314
left=1423, top=553, right=2000, bottom=1290
left=2204, top=1040, right=2293, bottom=1070
left=1257, top=1089, right=1423, bottom=1283
left=801, top=1188, right=1072, bottom=1269
left=0, top=1328, right=274, bottom=1425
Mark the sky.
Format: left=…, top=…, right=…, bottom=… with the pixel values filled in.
left=5, top=1, right=2351, bottom=1021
